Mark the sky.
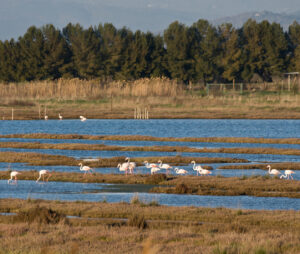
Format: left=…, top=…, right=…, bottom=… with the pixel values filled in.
left=1, top=0, right=300, bottom=40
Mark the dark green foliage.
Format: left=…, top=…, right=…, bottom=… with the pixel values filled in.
left=0, top=19, right=299, bottom=83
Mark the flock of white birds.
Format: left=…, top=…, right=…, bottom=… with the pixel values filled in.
left=6, top=161, right=296, bottom=185
left=44, top=114, right=87, bottom=121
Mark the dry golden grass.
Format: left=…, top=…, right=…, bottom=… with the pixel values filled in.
left=0, top=199, right=299, bottom=253
left=0, top=78, right=299, bottom=119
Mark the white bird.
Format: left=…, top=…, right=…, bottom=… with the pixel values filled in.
left=280, top=170, right=295, bottom=180
left=174, top=168, right=188, bottom=175
left=144, top=161, right=158, bottom=168
left=191, top=161, right=204, bottom=176
left=267, top=165, right=281, bottom=176
left=79, top=163, right=93, bottom=175
left=8, top=171, right=21, bottom=184
left=80, top=116, right=87, bottom=121
left=158, top=160, right=172, bottom=174
left=125, top=157, right=136, bottom=174
left=59, top=113, right=63, bottom=120
left=44, top=115, right=48, bottom=120
left=151, top=167, right=160, bottom=175
left=36, top=169, right=51, bottom=182
left=199, top=168, right=212, bottom=176
left=117, top=163, right=129, bottom=175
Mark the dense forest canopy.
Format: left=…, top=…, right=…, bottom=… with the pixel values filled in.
left=0, top=19, right=300, bottom=83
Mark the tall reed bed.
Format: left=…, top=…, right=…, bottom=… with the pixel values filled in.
left=0, top=77, right=182, bottom=100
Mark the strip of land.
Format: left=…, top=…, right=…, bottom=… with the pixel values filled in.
left=0, top=141, right=300, bottom=156
left=0, top=199, right=299, bottom=253
left=0, top=152, right=248, bottom=166
left=2, top=133, right=300, bottom=144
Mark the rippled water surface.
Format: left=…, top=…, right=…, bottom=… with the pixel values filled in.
left=1, top=119, right=299, bottom=209
left=0, top=119, right=300, bottom=138
left=1, top=180, right=299, bottom=210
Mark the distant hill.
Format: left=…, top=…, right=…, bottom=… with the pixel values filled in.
left=212, top=10, right=300, bottom=30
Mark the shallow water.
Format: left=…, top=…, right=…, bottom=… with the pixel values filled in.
left=1, top=180, right=299, bottom=210
left=0, top=119, right=300, bottom=138
left=0, top=119, right=299, bottom=210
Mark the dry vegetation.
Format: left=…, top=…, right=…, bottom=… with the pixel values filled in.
left=0, top=152, right=248, bottom=166
left=0, top=141, right=300, bottom=156
left=2, top=133, right=300, bottom=145
left=0, top=78, right=299, bottom=119
left=0, top=199, right=299, bottom=254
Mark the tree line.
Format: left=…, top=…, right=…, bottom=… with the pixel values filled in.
left=0, top=19, right=300, bottom=83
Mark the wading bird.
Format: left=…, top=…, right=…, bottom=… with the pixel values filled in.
left=199, top=168, right=212, bottom=176
left=125, top=157, right=136, bottom=174
left=79, top=116, right=87, bottom=121
left=59, top=113, right=63, bottom=120
left=151, top=167, right=160, bottom=175
left=118, top=163, right=129, bottom=175
left=267, top=165, right=281, bottom=177
left=8, top=171, right=21, bottom=184
left=36, top=169, right=51, bottom=182
left=79, top=163, right=93, bottom=175
left=144, top=161, right=158, bottom=168
left=280, top=170, right=295, bottom=180
left=174, top=168, right=188, bottom=175
left=158, top=160, right=172, bottom=174
left=191, top=161, right=204, bottom=176
left=44, top=115, right=48, bottom=120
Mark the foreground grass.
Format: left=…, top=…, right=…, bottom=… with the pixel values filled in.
left=1, top=171, right=300, bottom=198
left=0, top=199, right=299, bottom=254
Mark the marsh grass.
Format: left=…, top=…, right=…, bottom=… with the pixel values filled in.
left=0, top=141, right=300, bottom=156
left=13, top=206, right=68, bottom=225
left=2, top=133, right=300, bottom=145
left=0, top=199, right=299, bottom=253
left=0, top=152, right=248, bottom=167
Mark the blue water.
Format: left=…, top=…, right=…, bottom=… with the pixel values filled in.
left=0, top=119, right=300, bottom=138
left=0, top=119, right=299, bottom=209
left=1, top=180, right=299, bottom=210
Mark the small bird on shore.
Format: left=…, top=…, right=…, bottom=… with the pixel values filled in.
left=44, top=115, right=48, bottom=120
left=80, top=116, right=87, bottom=121
left=59, top=113, right=63, bottom=120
